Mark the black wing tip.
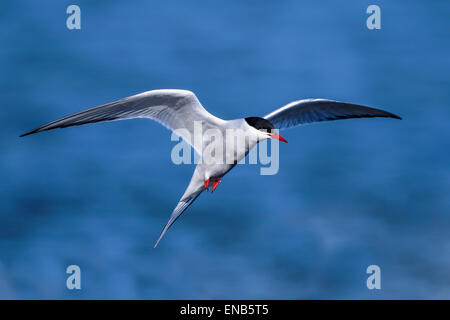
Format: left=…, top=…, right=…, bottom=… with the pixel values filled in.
left=355, top=104, right=402, bottom=121
left=379, top=108, right=401, bottom=120
left=358, top=106, right=402, bottom=121
left=19, top=130, right=36, bottom=137
left=384, top=113, right=402, bottom=120
left=19, top=128, right=45, bottom=137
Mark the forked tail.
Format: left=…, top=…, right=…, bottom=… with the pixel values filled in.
left=153, top=191, right=203, bottom=248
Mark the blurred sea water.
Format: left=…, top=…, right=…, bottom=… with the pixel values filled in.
left=0, top=1, right=449, bottom=298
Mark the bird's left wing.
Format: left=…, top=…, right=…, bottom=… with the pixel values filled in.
left=20, top=89, right=225, bottom=154
left=264, top=99, right=401, bottom=130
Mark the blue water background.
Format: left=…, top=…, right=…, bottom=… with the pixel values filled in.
left=0, top=1, right=449, bottom=298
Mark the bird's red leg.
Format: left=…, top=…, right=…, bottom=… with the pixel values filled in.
left=212, top=179, right=221, bottom=192
left=204, top=179, right=210, bottom=190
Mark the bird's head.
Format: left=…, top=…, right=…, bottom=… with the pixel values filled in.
left=244, top=117, right=288, bottom=143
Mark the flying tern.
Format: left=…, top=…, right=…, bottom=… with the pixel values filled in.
left=20, top=89, right=401, bottom=247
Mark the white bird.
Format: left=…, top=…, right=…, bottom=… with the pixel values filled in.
left=20, top=89, right=401, bottom=247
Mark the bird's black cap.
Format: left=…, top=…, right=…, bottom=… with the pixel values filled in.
left=245, top=117, right=275, bottom=132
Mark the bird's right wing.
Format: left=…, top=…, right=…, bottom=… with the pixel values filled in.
left=20, top=89, right=225, bottom=154
left=264, top=99, right=401, bottom=130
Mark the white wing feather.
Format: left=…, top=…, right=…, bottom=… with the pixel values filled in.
left=21, top=89, right=225, bottom=154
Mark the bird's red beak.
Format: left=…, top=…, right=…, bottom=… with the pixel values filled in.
left=268, top=133, right=288, bottom=143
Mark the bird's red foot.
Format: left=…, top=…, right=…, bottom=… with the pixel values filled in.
left=212, top=179, right=221, bottom=192
left=204, top=179, right=210, bottom=190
